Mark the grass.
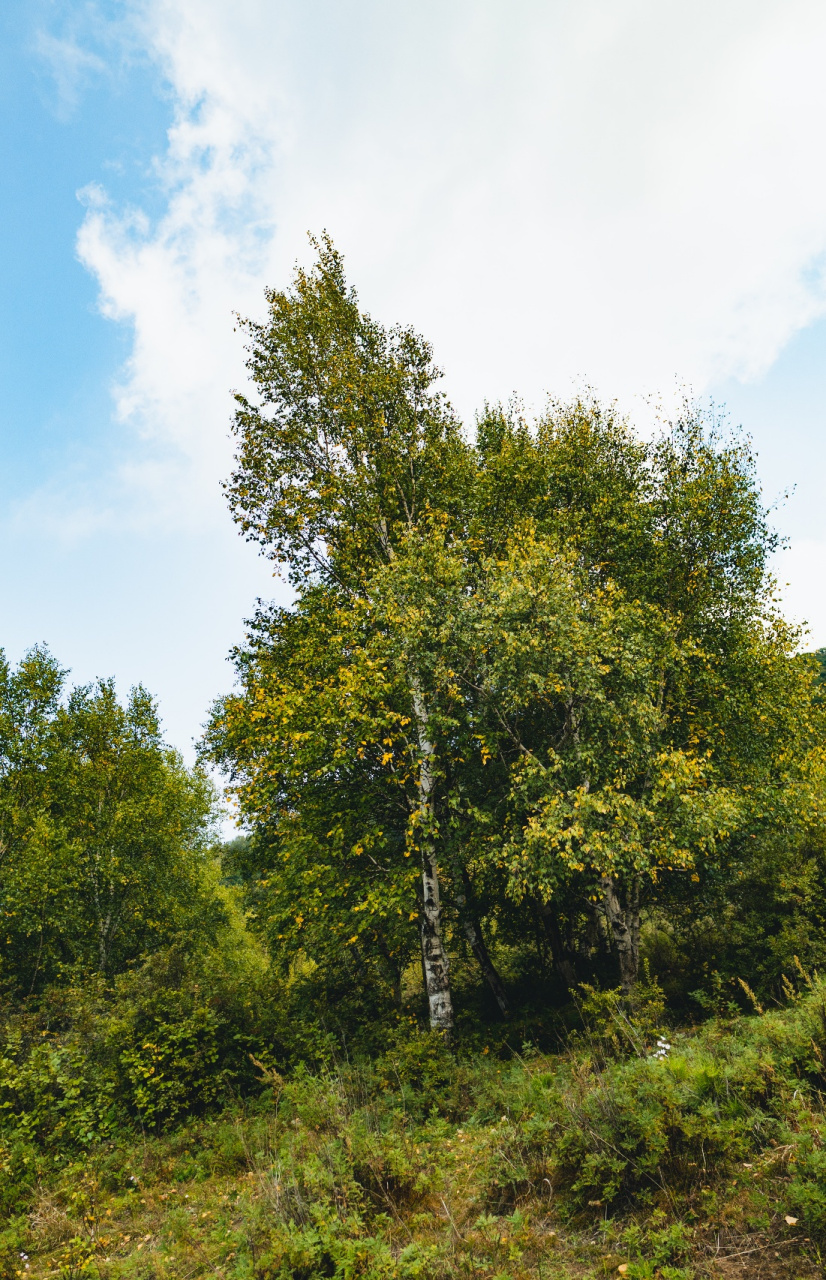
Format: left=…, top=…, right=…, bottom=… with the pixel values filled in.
left=4, top=983, right=826, bottom=1279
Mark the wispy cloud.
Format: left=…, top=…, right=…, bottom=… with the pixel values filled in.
left=33, top=28, right=107, bottom=120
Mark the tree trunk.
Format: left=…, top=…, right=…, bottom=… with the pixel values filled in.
left=420, top=846, right=454, bottom=1034
left=411, top=686, right=454, bottom=1036
left=601, top=874, right=641, bottom=994
left=456, top=869, right=509, bottom=1017
left=537, top=898, right=576, bottom=991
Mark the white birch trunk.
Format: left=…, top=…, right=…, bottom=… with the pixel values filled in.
left=411, top=685, right=454, bottom=1035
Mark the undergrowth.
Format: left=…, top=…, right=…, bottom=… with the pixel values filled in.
left=2, top=977, right=826, bottom=1279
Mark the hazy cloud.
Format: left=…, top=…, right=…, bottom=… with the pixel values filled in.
left=34, top=28, right=107, bottom=120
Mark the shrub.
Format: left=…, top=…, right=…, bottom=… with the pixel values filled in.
left=0, top=945, right=281, bottom=1214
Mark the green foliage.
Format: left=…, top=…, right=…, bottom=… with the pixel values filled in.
left=0, top=934, right=281, bottom=1215
left=207, top=586, right=420, bottom=999
left=0, top=649, right=220, bottom=996
left=572, top=967, right=667, bottom=1064
left=495, top=981, right=826, bottom=1220
left=208, top=237, right=824, bottom=1025
left=226, top=232, right=473, bottom=590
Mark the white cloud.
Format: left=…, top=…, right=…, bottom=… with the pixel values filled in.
left=775, top=539, right=826, bottom=647
left=75, top=0, right=826, bottom=533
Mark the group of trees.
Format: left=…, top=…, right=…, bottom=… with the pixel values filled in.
left=205, top=236, right=825, bottom=1036
left=3, top=238, right=824, bottom=1048
left=0, top=648, right=218, bottom=997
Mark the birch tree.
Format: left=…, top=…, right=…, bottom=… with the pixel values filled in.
left=223, top=236, right=473, bottom=1033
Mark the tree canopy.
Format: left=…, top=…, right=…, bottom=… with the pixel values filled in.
left=0, top=647, right=220, bottom=996
left=206, top=238, right=824, bottom=1031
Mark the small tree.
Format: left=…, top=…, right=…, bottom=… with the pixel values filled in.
left=0, top=651, right=219, bottom=996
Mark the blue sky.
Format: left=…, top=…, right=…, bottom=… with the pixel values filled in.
left=0, top=1, right=277, bottom=761
left=3, top=0, right=826, bottom=766
left=0, top=4, right=135, bottom=500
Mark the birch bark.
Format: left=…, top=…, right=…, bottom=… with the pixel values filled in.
left=411, top=685, right=454, bottom=1035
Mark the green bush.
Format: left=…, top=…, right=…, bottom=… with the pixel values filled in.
left=572, top=967, right=668, bottom=1064
left=0, top=944, right=282, bottom=1214
left=103, top=948, right=270, bottom=1128
left=483, top=979, right=826, bottom=1229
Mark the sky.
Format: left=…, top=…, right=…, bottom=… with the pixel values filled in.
left=3, top=0, right=826, bottom=763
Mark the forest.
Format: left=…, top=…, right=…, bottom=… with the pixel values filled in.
left=3, top=238, right=826, bottom=1279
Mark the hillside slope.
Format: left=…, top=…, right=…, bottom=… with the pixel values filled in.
left=4, top=991, right=826, bottom=1280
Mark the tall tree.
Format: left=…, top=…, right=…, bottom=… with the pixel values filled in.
left=224, top=235, right=473, bottom=1033
left=466, top=403, right=800, bottom=987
